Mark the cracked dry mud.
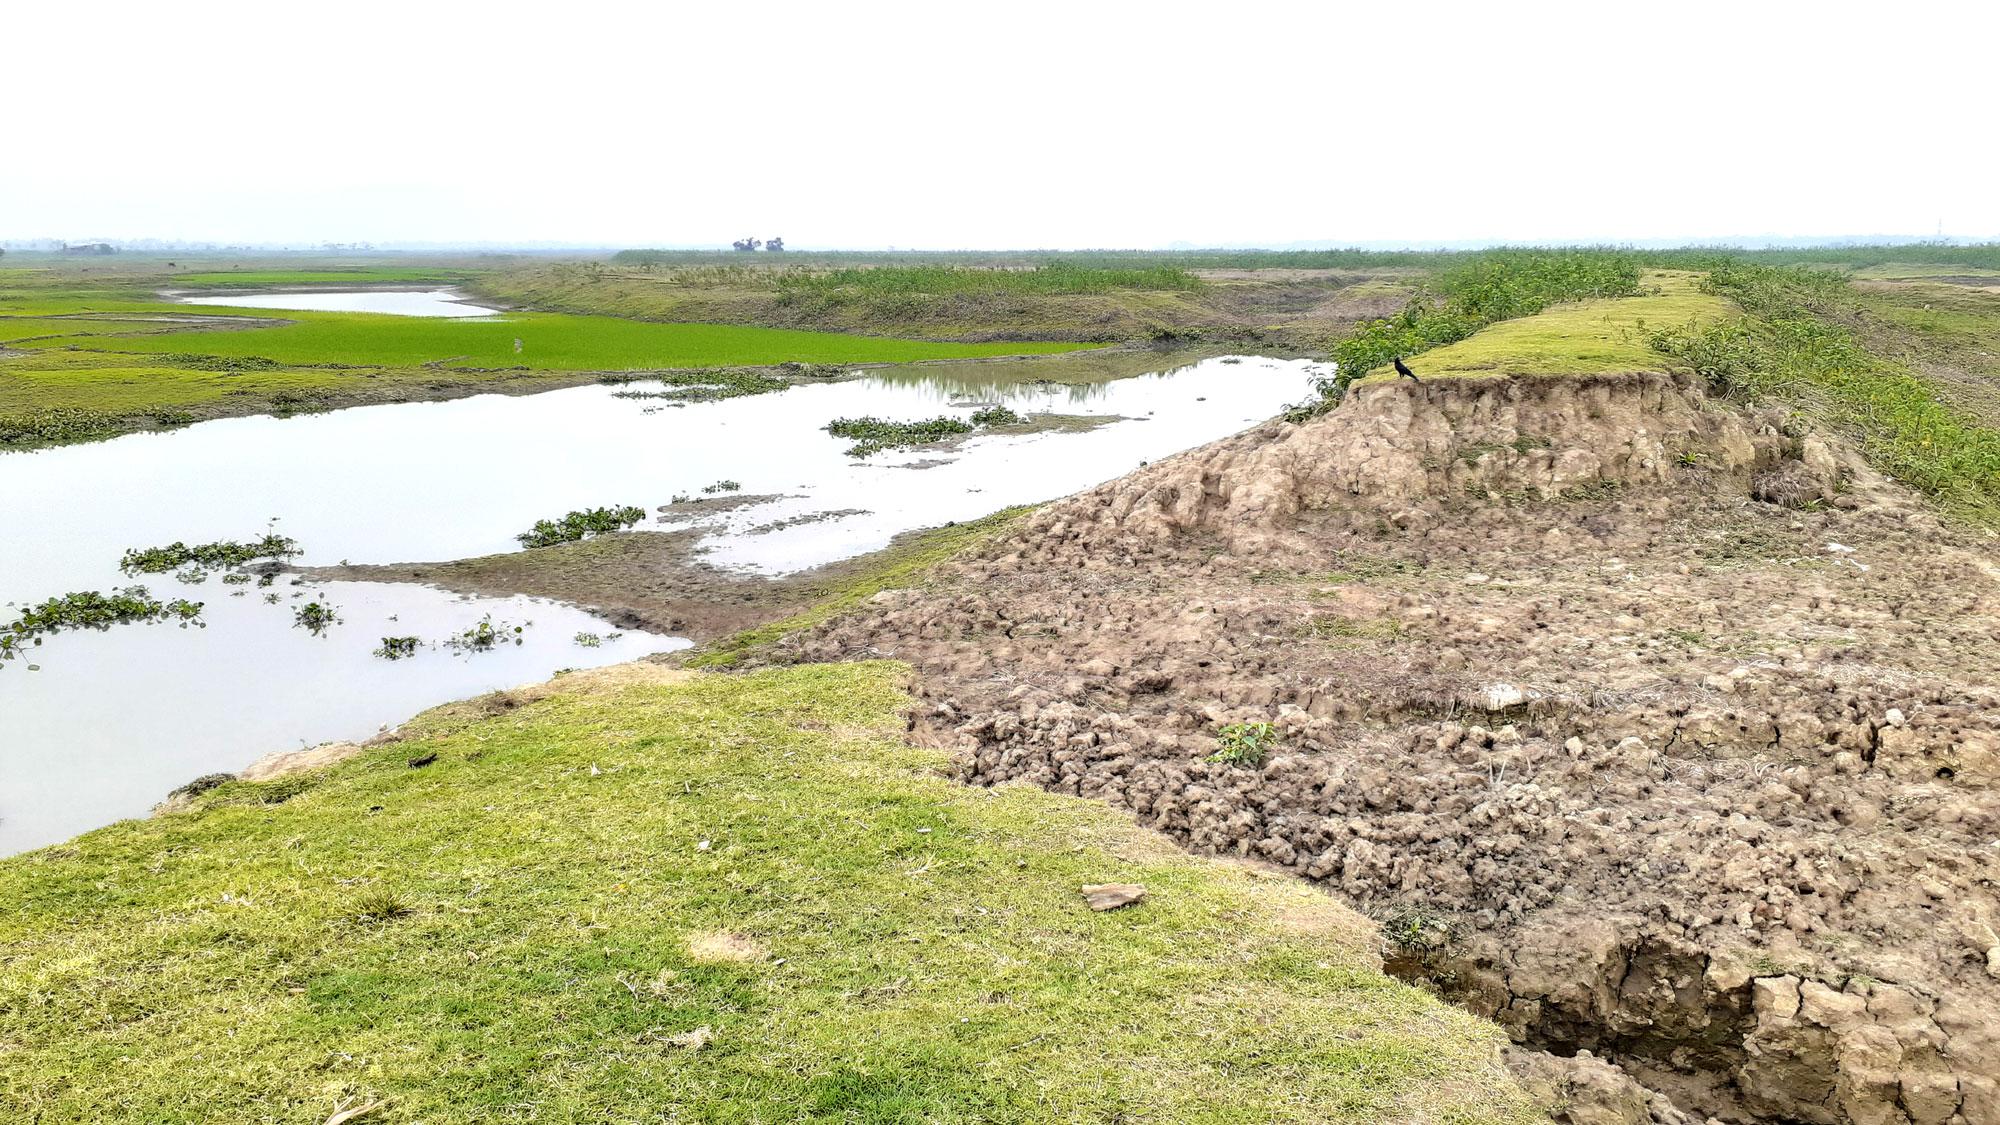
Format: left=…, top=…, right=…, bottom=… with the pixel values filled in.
left=774, top=372, right=2000, bottom=1125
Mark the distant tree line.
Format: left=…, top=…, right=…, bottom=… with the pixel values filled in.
left=732, top=237, right=785, bottom=252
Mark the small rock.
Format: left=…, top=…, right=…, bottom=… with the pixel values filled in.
left=1885, top=708, right=1907, bottom=727
left=1082, top=883, right=1147, bottom=911
left=1482, top=684, right=1526, bottom=710
left=407, top=752, right=438, bottom=769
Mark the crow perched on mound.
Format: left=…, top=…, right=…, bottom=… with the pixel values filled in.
left=1393, top=357, right=1421, bottom=384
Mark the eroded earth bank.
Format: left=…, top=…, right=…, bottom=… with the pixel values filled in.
left=773, top=371, right=2000, bottom=1124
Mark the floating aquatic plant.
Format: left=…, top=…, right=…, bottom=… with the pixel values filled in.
left=293, top=599, right=340, bottom=636
left=515, top=506, right=646, bottom=549
left=1, top=587, right=204, bottom=666
left=121, top=532, right=300, bottom=579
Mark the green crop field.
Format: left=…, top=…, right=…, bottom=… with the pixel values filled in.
left=0, top=662, right=1532, bottom=1123
left=20, top=307, right=1094, bottom=371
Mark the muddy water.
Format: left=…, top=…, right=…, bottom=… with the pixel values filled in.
left=174, top=287, right=498, bottom=317
left=0, top=351, right=1312, bottom=854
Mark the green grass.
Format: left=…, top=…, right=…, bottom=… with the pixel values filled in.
left=1323, top=250, right=1647, bottom=394
left=21, top=307, right=1094, bottom=372
left=0, top=662, right=1533, bottom=1123
left=1380, top=272, right=1732, bottom=380
left=1648, top=263, right=2000, bottom=527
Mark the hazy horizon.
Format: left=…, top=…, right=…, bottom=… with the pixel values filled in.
left=9, top=1, right=1998, bottom=249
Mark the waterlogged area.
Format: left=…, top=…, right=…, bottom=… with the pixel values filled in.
left=0, top=349, right=1313, bottom=854
left=173, top=287, right=499, bottom=317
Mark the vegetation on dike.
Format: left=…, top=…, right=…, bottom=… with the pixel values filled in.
left=1649, top=263, right=2000, bottom=526
left=0, top=662, right=1535, bottom=1122
left=0, top=587, right=203, bottom=664
left=1316, top=251, right=1645, bottom=399
left=119, top=532, right=301, bottom=577
left=516, top=505, right=648, bottom=549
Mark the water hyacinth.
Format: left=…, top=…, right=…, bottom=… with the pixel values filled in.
left=1, top=587, right=204, bottom=666
left=515, top=506, right=647, bottom=549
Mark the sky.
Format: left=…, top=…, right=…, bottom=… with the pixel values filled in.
left=6, top=0, right=1998, bottom=250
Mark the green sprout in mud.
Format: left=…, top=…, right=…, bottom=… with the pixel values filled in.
left=293, top=599, right=340, bottom=637
left=515, top=506, right=647, bottom=549
left=374, top=636, right=422, bottom=660
left=1208, top=721, right=1281, bottom=767
left=573, top=632, right=603, bottom=648
left=0, top=587, right=204, bottom=666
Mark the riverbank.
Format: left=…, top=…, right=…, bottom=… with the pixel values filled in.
left=0, top=660, right=1538, bottom=1123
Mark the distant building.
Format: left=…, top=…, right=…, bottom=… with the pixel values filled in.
left=62, top=243, right=117, bottom=255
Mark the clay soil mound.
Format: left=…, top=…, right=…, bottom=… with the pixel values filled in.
left=776, top=372, right=2000, bottom=1125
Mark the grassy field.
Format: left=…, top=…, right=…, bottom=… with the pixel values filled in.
left=0, top=273, right=1097, bottom=447
left=471, top=260, right=1395, bottom=346
left=0, top=662, right=1533, bottom=1123
left=1375, top=272, right=1732, bottom=380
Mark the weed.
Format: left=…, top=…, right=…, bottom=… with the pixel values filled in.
left=516, top=505, right=646, bottom=549
left=374, top=636, right=422, bottom=660
left=825, top=415, right=975, bottom=457
left=572, top=632, right=603, bottom=648
left=968, top=404, right=1025, bottom=427
left=293, top=600, right=339, bottom=636
left=1, top=587, right=204, bottom=665
left=700, top=480, right=742, bottom=494
left=121, top=532, right=300, bottom=577
left=0, top=406, right=119, bottom=445
left=353, top=890, right=413, bottom=923
left=1209, top=721, right=1281, bottom=767
left=446, top=615, right=527, bottom=652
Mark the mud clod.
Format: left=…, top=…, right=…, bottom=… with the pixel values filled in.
left=776, top=372, right=2000, bottom=1124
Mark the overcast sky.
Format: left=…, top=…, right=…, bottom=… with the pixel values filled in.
left=7, top=0, right=1996, bottom=249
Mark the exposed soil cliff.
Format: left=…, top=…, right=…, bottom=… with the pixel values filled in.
left=776, top=372, right=2000, bottom=1124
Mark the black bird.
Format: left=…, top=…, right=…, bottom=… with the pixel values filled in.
left=1393, top=356, right=1421, bottom=384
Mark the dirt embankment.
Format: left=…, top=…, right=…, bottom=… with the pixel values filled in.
left=775, top=371, right=2000, bottom=1124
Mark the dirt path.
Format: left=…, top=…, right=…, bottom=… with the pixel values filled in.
left=771, top=372, right=2000, bottom=1124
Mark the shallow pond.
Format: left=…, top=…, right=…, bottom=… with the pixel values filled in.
left=0, top=350, right=1314, bottom=854
left=174, top=287, right=498, bottom=318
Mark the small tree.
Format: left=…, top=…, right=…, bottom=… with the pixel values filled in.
left=765, top=236, right=784, bottom=252
left=731, top=238, right=762, bottom=252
